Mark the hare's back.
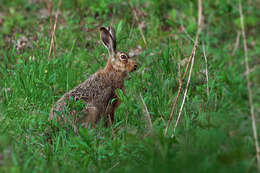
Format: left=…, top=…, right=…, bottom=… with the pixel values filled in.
left=69, top=73, right=114, bottom=104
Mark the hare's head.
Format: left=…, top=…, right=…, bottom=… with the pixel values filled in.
left=100, top=26, right=137, bottom=73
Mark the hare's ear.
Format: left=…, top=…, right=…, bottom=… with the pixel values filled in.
left=100, top=27, right=116, bottom=57
left=106, top=26, right=116, bottom=44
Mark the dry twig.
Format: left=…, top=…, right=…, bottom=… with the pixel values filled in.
left=164, top=78, right=182, bottom=136
left=202, top=41, right=209, bottom=97
left=164, top=0, right=203, bottom=136
left=140, top=94, right=153, bottom=130
left=239, top=0, right=260, bottom=169
left=106, top=162, right=120, bottom=173
left=48, top=0, right=62, bottom=59
left=232, top=31, right=241, bottom=56
left=173, top=0, right=203, bottom=133
left=164, top=26, right=199, bottom=136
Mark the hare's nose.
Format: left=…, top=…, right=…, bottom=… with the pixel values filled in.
left=133, top=64, right=138, bottom=71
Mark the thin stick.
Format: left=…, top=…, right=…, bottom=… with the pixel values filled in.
left=139, top=94, right=153, bottom=130
left=129, top=3, right=147, bottom=47
left=164, top=40, right=194, bottom=136
left=48, top=0, right=62, bottom=59
left=202, top=41, right=209, bottom=97
left=164, top=79, right=182, bottom=136
left=232, top=31, right=241, bottom=56
left=239, top=0, right=260, bottom=169
left=164, top=0, right=203, bottom=136
left=106, top=162, right=120, bottom=173
left=173, top=0, right=203, bottom=133
left=164, top=31, right=197, bottom=136
left=174, top=44, right=196, bottom=132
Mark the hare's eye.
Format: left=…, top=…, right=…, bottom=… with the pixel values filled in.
left=120, top=54, right=127, bottom=60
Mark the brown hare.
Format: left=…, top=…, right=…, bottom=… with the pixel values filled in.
left=49, top=26, right=137, bottom=130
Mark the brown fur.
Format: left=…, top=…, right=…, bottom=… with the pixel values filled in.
left=49, top=26, right=137, bottom=130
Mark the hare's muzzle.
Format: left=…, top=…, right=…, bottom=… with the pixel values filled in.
left=127, top=59, right=137, bottom=72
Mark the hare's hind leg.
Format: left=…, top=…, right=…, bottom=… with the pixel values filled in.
left=78, top=104, right=100, bottom=128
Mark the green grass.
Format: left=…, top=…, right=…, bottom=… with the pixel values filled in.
left=0, top=0, right=260, bottom=172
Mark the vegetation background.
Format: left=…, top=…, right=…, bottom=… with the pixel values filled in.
left=0, top=0, right=259, bottom=172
